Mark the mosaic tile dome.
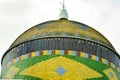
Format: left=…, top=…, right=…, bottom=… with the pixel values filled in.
left=1, top=19, right=120, bottom=80
left=10, top=19, right=114, bottom=50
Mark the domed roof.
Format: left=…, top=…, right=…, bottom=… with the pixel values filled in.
left=10, top=19, right=115, bottom=51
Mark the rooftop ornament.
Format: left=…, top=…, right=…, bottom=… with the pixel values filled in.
left=59, top=0, right=68, bottom=19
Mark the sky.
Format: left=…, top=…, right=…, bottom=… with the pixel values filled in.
left=0, top=0, right=120, bottom=72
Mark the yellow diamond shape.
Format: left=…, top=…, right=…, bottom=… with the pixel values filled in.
left=6, top=66, right=19, bottom=79
left=103, top=68, right=118, bottom=80
left=20, top=56, right=102, bottom=80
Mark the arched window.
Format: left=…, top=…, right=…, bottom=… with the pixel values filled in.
left=89, top=42, right=92, bottom=54
left=33, top=40, right=37, bottom=51
left=96, top=45, right=100, bottom=57
left=101, top=46, right=105, bottom=58
left=53, top=38, right=57, bottom=49
left=49, top=39, right=52, bottom=50
left=79, top=40, right=82, bottom=52
left=11, top=49, right=14, bottom=59
left=72, top=39, right=76, bottom=50
left=55, top=38, right=59, bottom=50
left=12, top=48, right=16, bottom=59
left=110, top=51, right=115, bottom=64
left=60, top=38, right=64, bottom=50
left=99, top=46, right=102, bottom=56
left=115, top=55, right=119, bottom=67
left=51, top=38, right=54, bottom=49
left=41, top=39, right=44, bottom=50
left=94, top=43, right=97, bottom=55
left=45, top=39, right=49, bottom=50
left=65, top=38, right=68, bottom=50
left=74, top=39, right=78, bottom=51
left=26, top=42, right=31, bottom=53
left=93, top=43, right=97, bottom=55
left=62, top=38, right=66, bottom=49
left=77, top=40, right=81, bottom=51
left=71, top=39, right=74, bottom=50
left=91, top=43, right=95, bottom=55
left=87, top=42, right=90, bottom=53
left=81, top=40, right=84, bottom=52
left=14, top=47, right=17, bottom=58
left=57, top=38, right=60, bottom=49
left=16, top=46, right=20, bottom=57
left=43, top=39, right=46, bottom=50
left=103, top=48, right=108, bottom=60
left=18, top=45, right=22, bottom=55
left=24, top=43, right=26, bottom=54
left=107, top=49, right=111, bottom=61
left=21, top=44, right=25, bottom=54
left=38, top=40, right=42, bottom=50
left=66, top=38, right=70, bottom=50
left=7, top=53, right=11, bottom=63
left=84, top=41, right=89, bottom=53
left=48, top=39, right=51, bottom=50
left=113, top=53, right=116, bottom=64
left=77, top=39, right=80, bottom=51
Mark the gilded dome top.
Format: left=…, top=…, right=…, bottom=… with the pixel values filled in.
left=10, top=19, right=115, bottom=51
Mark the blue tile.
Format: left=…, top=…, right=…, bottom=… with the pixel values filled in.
left=86, top=36, right=91, bottom=39
left=55, top=66, right=67, bottom=76
left=96, top=56, right=99, bottom=61
left=74, top=33, right=78, bottom=37
left=24, top=54, right=28, bottom=59
left=109, top=72, right=114, bottom=78
left=105, top=60, right=109, bottom=65
left=72, top=51, right=77, bottom=56
left=61, top=32, right=66, bottom=37
left=16, top=57, right=19, bottom=62
left=36, top=51, right=40, bottom=56
left=48, top=50, right=52, bottom=55
left=60, top=50, right=64, bottom=55
left=84, top=53, right=88, bottom=58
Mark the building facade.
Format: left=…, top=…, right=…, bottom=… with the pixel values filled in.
left=1, top=2, right=120, bottom=80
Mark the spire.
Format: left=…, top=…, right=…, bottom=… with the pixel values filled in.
left=63, top=0, right=65, bottom=9
left=59, top=0, right=68, bottom=19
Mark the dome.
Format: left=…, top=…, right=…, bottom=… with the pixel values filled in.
left=2, top=19, right=120, bottom=80
left=10, top=19, right=115, bottom=51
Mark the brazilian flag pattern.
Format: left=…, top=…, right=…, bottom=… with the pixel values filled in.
left=2, top=50, right=120, bottom=80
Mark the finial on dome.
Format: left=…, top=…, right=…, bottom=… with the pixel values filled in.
left=63, top=0, right=65, bottom=9
left=59, top=0, right=68, bottom=19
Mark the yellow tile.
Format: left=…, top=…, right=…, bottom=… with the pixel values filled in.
left=43, top=50, right=48, bottom=55
left=55, top=50, right=60, bottom=54
left=13, top=59, right=16, bottom=63
left=80, top=52, right=85, bottom=57
left=91, top=55, right=96, bottom=60
left=110, top=62, right=113, bottom=67
left=117, top=67, right=120, bottom=73
left=68, top=51, right=72, bottom=55
left=32, top=52, right=36, bottom=57
left=21, top=55, right=25, bottom=60
left=101, top=58, right=106, bottom=64
left=110, top=62, right=115, bottom=68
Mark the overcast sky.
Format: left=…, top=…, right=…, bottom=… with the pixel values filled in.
left=0, top=0, right=120, bottom=72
